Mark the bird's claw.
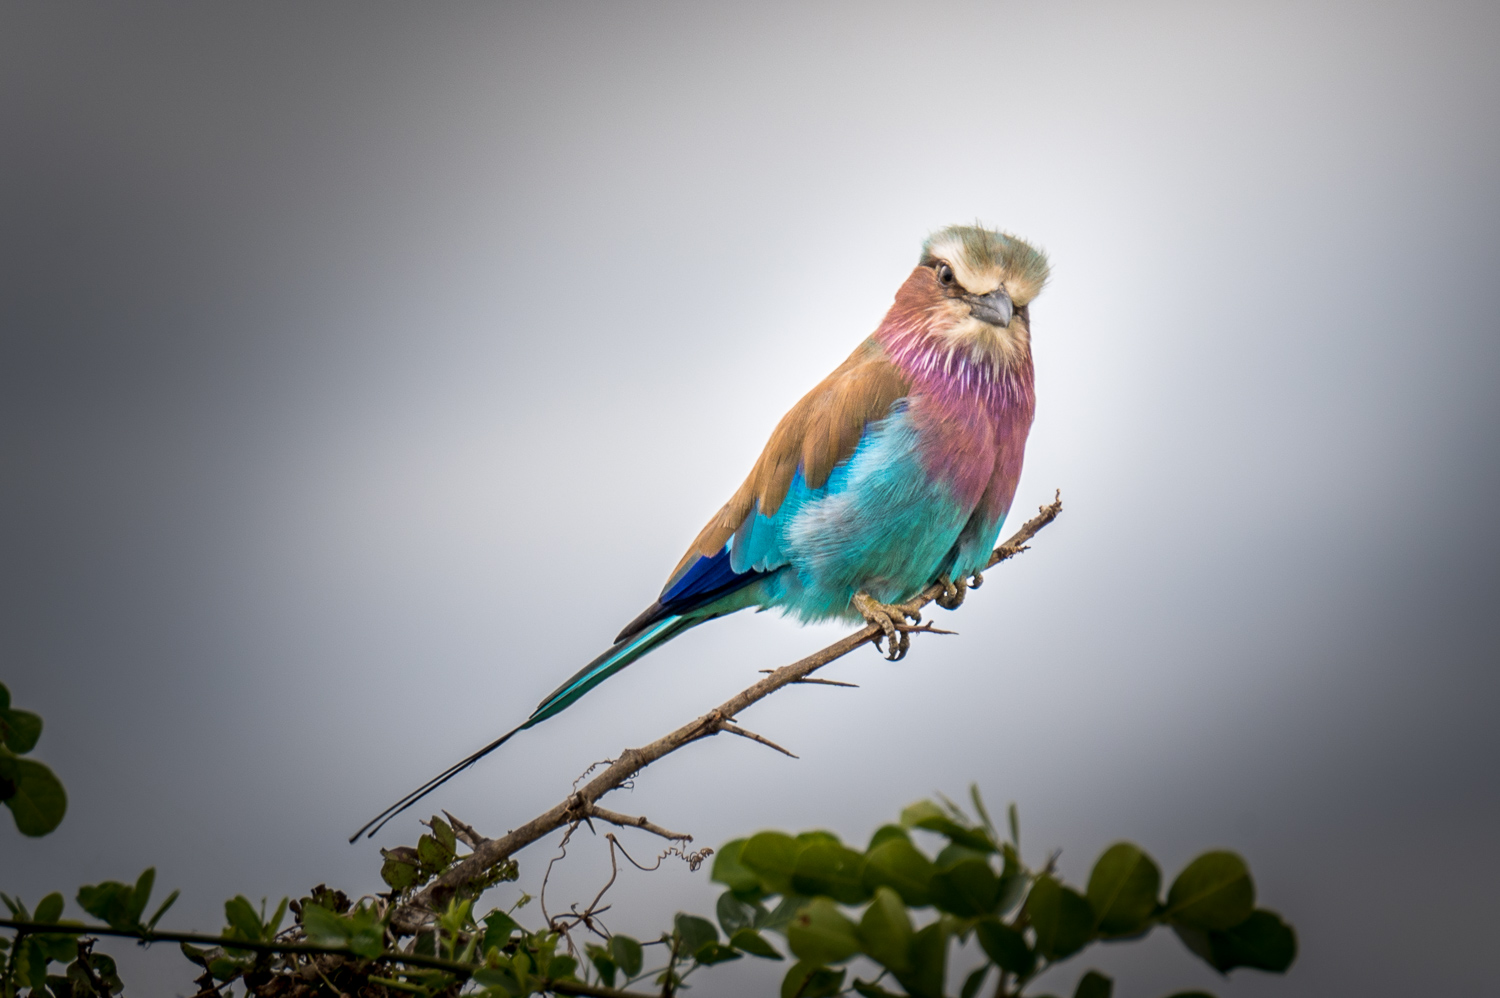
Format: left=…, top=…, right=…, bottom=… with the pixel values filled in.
left=935, top=571, right=983, bottom=610
left=853, top=591, right=924, bottom=661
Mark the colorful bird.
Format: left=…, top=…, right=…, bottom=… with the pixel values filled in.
left=354, top=224, right=1048, bottom=839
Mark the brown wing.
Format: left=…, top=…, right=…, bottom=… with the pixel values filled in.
left=665, top=338, right=910, bottom=585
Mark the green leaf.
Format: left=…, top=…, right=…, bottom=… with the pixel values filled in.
left=481, top=960, right=520, bottom=989
left=1166, top=852, right=1254, bottom=931
left=148, top=889, right=181, bottom=931
left=0, top=685, right=9, bottom=711
left=793, top=843, right=869, bottom=905
left=1028, top=876, right=1094, bottom=960
left=862, top=837, right=935, bottom=908
left=852, top=979, right=905, bottom=998
left=759, top=893, right=810, bottom=932
left=1212, top=909, right=1296, bottom=972
left=299, top=902, right=350, bottom=945
left=381, top=854, right=420, bottom=892
left=868, top=825, right=910, bottom=850
left=796, top=829, right=843, bottom=846
left=1008, top=802, right=1020, bottom=848
left=224, top=896, right=263, bottom=940
left=417, top=833, right=448, bottom=869
left=1087, top=843, right=1161, bottom=935
left=1074, top=969, right=1113, bottom=998
left=713, top=839, right=767, bottom=897
left=128, top=868, right=155, bottom=926
left=856, top=887, right=913, bottom=973
left=742, top=832, right=803, bottom=896
left=901, top=800, right=995, bottom=852
left=551, top=953, right=578, bottom=981
left=76, top=881, right=138, bottom=930
left=900, top=800, right=948, bottom=826
left=969, top=785, right=997, bottom=838
left=207, top=956, right=247, bottom=981
left=587, top=945, right=617, bottom=988
left=40, top=933, right=77, bottom=962
left=976, top=919, right=1035, bottom=976
left=781, top=961, right=845, bottom=998
left=893, top=921, right=947, bottom=998
left=18, top=937, right=49, bottom=990
left=962, top=964, right=992, bottom=998
left=483, top=910, right=520, bottom=950
left=3, top=758, right=67, bottom=836
left=34, top=892, right=64, bottom=924
left=718, top=891, right=757, bottom=936
left=996, top=873, right=1028, bottom=916
left=694, top=942, right=743, bottom=966
left=1, top=709, right=43, bottom=755
left=344, top=906, right=386, bottom=959
left=935, top=843, right=994, bottom=870
left=787, top=898, right=860, bottom=965
left=1174, top=909, right=1296, bottom=974
left=610, top=934, right=643, bottom=977
left=675, top=913, right=719, bottom=955
left=429, top=816, right=457, bottom=855
left=730, top=927, right=783, bottom=960
left=930, top=859, right=1001, bottom=917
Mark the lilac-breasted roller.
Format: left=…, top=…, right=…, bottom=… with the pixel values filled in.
left=355, top=225, right=1049, bottom=838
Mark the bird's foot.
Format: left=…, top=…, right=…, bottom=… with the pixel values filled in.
left=935, top=575, right=966, bottom=610
left=853, top=591, right=926, bottom=661
left=934, top=570, right=983, bottom=610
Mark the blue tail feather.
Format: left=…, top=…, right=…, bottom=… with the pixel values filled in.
left=527, top=614, right=692, bottom=726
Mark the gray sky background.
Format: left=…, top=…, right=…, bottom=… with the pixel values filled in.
left=3, top=2, right=1498, bottom=995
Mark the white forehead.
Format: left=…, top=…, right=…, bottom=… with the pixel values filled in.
left=925, top=235, right=1003, bottom=295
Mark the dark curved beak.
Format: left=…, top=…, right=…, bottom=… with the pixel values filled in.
left=968, top=288, right=1013, bottom=328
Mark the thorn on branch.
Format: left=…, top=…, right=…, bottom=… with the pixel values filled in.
left=904, top=621, right=957, bottom=637
left=719, top=723, right=798, bottom=759
left=760, top=669, right=858, bottom=687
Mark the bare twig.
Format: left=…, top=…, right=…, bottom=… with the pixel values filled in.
left=388, top=493, right=1062, bottom=934
left=584, top=806, right=693, bottom=842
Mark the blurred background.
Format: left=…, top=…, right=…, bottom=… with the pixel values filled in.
left=3, top=2, right=1497, bottom=995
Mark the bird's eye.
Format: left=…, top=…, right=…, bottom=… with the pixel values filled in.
left=936, top=263, right=955, bottom=287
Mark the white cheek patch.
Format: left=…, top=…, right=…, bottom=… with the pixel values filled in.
left=934, top=314, right=1030, bottom=369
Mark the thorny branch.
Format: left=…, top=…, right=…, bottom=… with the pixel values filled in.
left=388, top=492, right=1063, bottom=935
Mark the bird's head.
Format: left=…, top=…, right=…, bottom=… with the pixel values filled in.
left=886, top=224, right=1050, bottom=373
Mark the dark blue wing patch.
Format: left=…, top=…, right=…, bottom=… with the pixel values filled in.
left=614, top=545, right=767, bottom=643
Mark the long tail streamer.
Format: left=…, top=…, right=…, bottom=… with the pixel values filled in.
left=349, top=614, right=692, bottom=840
